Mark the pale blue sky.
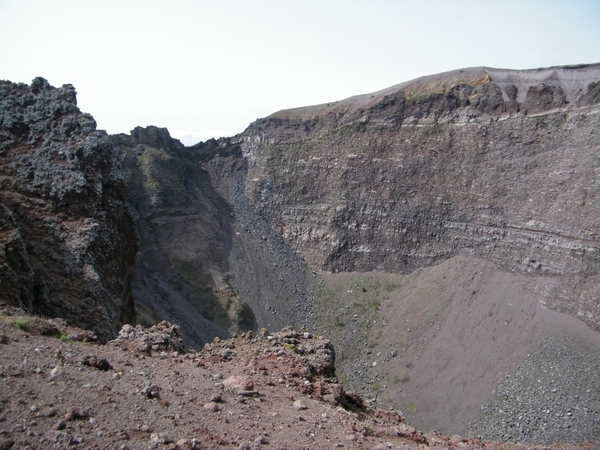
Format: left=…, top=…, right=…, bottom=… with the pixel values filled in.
left=1, top=0, right=599, bottom=145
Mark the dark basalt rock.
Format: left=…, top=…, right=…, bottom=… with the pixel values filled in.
left=522, top=83, right=567, bottom=114
left=0, top=78, right=136, bottom=341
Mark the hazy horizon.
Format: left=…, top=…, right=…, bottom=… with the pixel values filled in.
left=2, top=0, right=600, bottom=145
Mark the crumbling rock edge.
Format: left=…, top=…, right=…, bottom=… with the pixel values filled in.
left=0, top=309, right=598, bottom=449
left=0, top=77, right=137, bottom=342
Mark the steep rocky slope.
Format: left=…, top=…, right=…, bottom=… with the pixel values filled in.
left=241, top=65, right=600, bottom=331
left=310, top=257, right=600, bottom=441
left=105, top=64, right=600, bottom=442
left=235, top=64, right=600, bottom=441
left=0, top=78, right=136, bottom=341
left=109, top=128, right=316, bottom=348
left=2, top=64, right=600, bottom=445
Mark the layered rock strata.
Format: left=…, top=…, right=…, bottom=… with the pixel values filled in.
left=2, top=65, right=600, bottom=443
left=240, top=64, right=600, bottom=331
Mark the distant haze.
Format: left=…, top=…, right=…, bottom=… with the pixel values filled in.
left=1, top=0, right=599, bottom=145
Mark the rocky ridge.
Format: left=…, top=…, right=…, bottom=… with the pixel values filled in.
left=109, top=128, right=317, bottom=349
left=0, top=78, right=136, bottom=341
left=1, top=65, right=600, bottom=445
left=1, top=310, right=598, bottom=449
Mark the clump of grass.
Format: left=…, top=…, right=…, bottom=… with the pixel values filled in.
left=12, top=317, right=28, bottom=330
left=361, top=423, right=376, bottom=436
left=283, top=343, right=296, bottom=351
left=406, top=402, right=418, bottom=414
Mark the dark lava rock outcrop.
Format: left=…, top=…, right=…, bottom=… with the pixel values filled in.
left=0, top=77, right=136, bottom=341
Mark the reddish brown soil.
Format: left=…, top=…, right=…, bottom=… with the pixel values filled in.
left=0, top=313, right=598, bottom=450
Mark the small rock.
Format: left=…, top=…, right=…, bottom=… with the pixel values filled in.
left=143, top=385, right=161, bottom=399
left=64, top=408, right=89, bottom=421
left=237, top=390, right=259, bottom=397
left=82, top=355, right=112, bottom=371
left=49, top=366, right=64, bottom=379
left=176, top=438, right=192, bottom=450
left=203, top=402, right=220, bottom=412
left=38, top=406, right=57, bottom=417
left=53, top=420, right=66, bottom=430
left=394, top=423, right=417, bottom=437
left=254, top=435, right=268, bottom=445
left=223, top=375, right=253, bottom=391
left=208, top=393, right=223, bottom=403
left=150, top=432, right=172, bottom=445
left=293, top=400, right=308, bottom=410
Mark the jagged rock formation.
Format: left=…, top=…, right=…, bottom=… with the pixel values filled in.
left=110, top=127, right=316, bottom=348
left=0, top=78, right=136, bottom=341
left=2, top=64, right=600, bottom=444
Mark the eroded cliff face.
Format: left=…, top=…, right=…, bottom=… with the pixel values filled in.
left=240, top=65, right=600, bottom=332
left=3, top=65, right=600, bottom=443
left=111, top=127, right=316, bottom=348
left=230, top=66, right=600, bottom=439
left=0, top=78, right=136, bottom=341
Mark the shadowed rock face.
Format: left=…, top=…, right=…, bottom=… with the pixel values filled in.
left=110, top=127, right=315, bottom=348
left=109, top=128, right=257, bottom=346
left=0, top=78, right=136, bottom=341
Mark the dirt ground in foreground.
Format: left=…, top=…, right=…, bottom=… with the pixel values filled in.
left=0, top=311, right=598, bottom=449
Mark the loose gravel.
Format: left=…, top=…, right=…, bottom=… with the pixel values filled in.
left=468, top=334, right=600, bottom=444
